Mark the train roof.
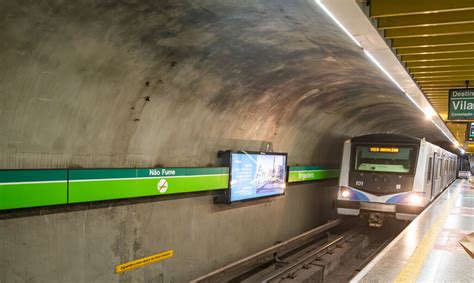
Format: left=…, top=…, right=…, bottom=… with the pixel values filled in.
left=351, top=134, right=421, bottom=144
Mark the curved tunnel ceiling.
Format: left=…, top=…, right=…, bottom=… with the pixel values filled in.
left=0, top=0, right=454, bottom=169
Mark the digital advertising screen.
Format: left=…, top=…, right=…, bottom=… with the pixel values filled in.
left=229, top=151, right=287, bottom=202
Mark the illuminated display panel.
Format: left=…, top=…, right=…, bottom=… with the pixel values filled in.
left=369, top=147, right=400, bottom=153
left=229, top=151, right=287, bottom=202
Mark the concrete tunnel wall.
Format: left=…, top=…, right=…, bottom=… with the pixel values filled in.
left=0, top=0, right=450, bottom=282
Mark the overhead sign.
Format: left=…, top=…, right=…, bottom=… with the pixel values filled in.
left=115, top=250, right=173, bottom=273
left=448, top=88, right=474, bottom=120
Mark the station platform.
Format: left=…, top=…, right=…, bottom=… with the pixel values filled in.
left=353, top=179, right=474, bottom=282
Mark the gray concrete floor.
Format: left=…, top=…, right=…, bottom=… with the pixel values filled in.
left=353, top=179, right=474, bottom=283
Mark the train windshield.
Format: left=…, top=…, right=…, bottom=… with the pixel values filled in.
left=354, top=145, right=414, bottom=174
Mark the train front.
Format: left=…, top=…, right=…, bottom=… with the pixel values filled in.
left=336, top=136, right=423, bottom=227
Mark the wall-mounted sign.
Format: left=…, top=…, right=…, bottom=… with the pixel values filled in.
left=115, top=250, right=173, bottom=273
left=287, top=166, right=340, bottom=182
left=448, top=88, right=474, bottom=120
left=227, top=151, right=287, bottom=203
left=68, top=168, right=229, bottom=204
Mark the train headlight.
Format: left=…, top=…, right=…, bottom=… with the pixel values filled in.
left=408, top=194, right=422, bottom=205
left=341, top=189, right=350, bottom=198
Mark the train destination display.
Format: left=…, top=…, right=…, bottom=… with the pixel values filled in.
left=448, top=88, right=474, bottom=120
left=229, top=152, right=287, bottom=202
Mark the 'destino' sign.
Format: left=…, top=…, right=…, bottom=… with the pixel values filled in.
left=448, top=88, right=474, bottom=120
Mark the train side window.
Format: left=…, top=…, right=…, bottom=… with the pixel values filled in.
left=437, top=158, right=442, bottom=179
left=427, top=157, right=433, bottom=182
left=441, top=159, right=444, bottom=176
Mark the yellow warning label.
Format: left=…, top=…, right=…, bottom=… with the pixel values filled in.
left=115, top=250, right=173, bottom=273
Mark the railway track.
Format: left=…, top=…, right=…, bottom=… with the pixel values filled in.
left=258, top=228, right=364, bottom=282
left=192, top=217, right=407, bottom=283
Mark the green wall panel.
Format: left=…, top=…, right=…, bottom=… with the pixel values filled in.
left=0, top=165, right=339, bottom=210
left=0, top=170, right=67, bottom=210
left=68, top=168, right=229, bottom=203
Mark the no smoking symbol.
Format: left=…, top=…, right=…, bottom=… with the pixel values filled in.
left=157, top=179, right=168, bottom=193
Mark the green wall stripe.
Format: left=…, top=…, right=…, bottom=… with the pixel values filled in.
left=0, top=169, right=67, bottom=183
left=69, top=175, right=228, bottom=183
left=0, top=170, right=68, bottom=210
left=0, top=182, right=68, bottom=210
left=69, top=175, right=228, bottom=203
left=288, top=168, right=340, bottom=182
left=289, top=166, right=328, bottom=171
left=69, top=167, right=228, bottom=180
left=0, top=166, right=339, bottom=210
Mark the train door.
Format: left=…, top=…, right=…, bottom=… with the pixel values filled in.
left=438, top=158, right=446, bottom=193
left=430, top=152, right=437, bottom=199
left=435, top=156, right=443, bottom=196
left=442, top=157, right=448, bottom=189
left=440, top=157, right=444, bottom=189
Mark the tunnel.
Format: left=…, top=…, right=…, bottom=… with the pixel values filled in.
left=0, top=0, right=462, bottom=282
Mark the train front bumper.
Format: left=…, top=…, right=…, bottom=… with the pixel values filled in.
left=336, top=199, right=424, bottom=220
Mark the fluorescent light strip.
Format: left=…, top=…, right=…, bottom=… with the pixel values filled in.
left=432, top=120, right=458, bottom=145
left=363, top=50, right=406, bottom=94
left=315, top=0, right=361, bottom=48
left=315, top=0, right=464, bottom=154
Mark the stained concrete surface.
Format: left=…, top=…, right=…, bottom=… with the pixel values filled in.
left=0, top=0, right=446, bottom=169
left=0, top=0, right=452, bottom=282
left=0, top=182, right=334, bottom=282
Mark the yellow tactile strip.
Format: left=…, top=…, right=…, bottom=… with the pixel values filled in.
left=394, top=186, right=461, bottom=283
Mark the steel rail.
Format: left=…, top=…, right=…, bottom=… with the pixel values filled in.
left=261, top=228, right=361, bottom=283
left=261, top=236, right=344, bottom=283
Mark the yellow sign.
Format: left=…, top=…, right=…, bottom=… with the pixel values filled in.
left=115, top=250, right=173, bottom=273
left=370, top=147, right=399, bottom=153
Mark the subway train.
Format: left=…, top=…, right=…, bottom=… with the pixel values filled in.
left=336, top=134, right=458, bottom=227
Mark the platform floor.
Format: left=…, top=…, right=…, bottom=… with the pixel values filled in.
left=353, top=179, right=474, bottom=283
